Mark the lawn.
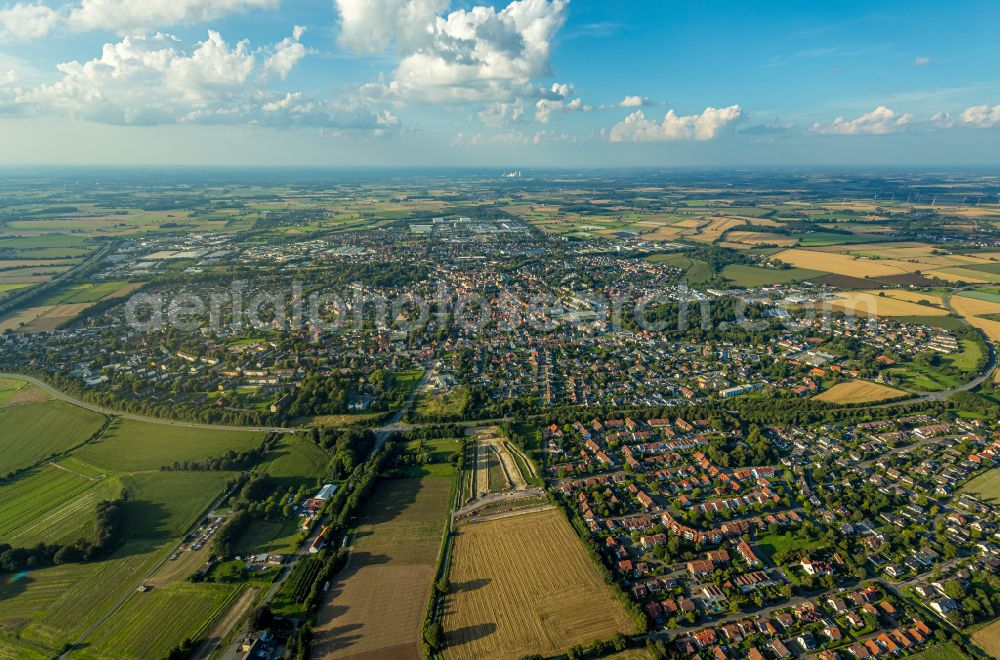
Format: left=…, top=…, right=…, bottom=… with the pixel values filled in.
left=945, top=339, right=985, bottom=373
left=756, top=533, right=824, bottom=560
left=960, top=470, right=1000, bottom=503
left=0, top=399, right=105, bottom=475
left=391, top=369, right=425, bottom=397
left=887, top=364, right=959, bottom=392
left=258, top=435, right=330, bottom=489
left=910, top=642, right=968, bottom=660
left=235, top=518, right=302, bottom=556
left=74, top=419, right=262, bottom=472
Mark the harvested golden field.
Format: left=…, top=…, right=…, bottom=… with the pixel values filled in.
left=640, top=226, right=684, bottom=241
left=949, top=295, right=1000, bottom=345
left=313, top=477, right=451, bottom=660
left=947, top=254, right=996, bottom=265
left=815, top=241, right=929, bottom=253
left=972, top=617, right=1000, bottom=658
left=814, top=380, right=905, bottom=404
left=825, top=292, right=948, bottom=317
left=0, top=306, right=46, bottom=332
left=861, top=289, right=944, bottom=305
left=21, top=303, right=95, bottom=332
left=772, top=249, right=916, bottom=277
left=689, top=217, right=744, bottom=243
left=928, top=268, right=990, bottom=284
left=950, top=295, right=1000, bottom=316
left=442, top=509, right=633, bottom=660
left=930, top=266, right=1000, bottom=283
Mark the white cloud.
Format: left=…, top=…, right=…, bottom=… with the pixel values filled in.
left=0, top=2, right=59, bottom=42
left=264, top=25, right=307, bottom=80
left=535, top=95, right=589, bottom=123
left=609, top=105, right=743, bottom=142
left=66, top=0, right=279, bottom=34
left=6, top=29, right=389, bottom=131
left=810, top=106, right=912, bottom=135
left=957, top=104, right=1000, bottom=128
left=619, top=95, right=653, bottom=108
left=0, top=0, right=278, bottom=41
left=334, top=0, right=447, bottom=53
left=914, top=55, right=931, bottom=66
left=348, top=0, right=569, bottom=105
left=478, top=99, right=526, bottom=127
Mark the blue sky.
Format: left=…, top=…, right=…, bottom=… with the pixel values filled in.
left=1, top=0, right=999, bottom=166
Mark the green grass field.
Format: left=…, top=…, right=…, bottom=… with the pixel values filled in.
left=74, top=419, right=261, bottom=472
left=961, top=469, right=1000, bottom=502
left=722, top=264, right=827, bottom=287
left=0, top=399, right=105, bottom=475
left=893, top=314, right=969, bottom=331
left=645, top=253, right=713, bottom=283
left=258, top=436, right=329, bottom=489
left=7, top=542, right=166, bottom=651
left=122, top=471, right=235, bottom=542
left=0, top=467, right=116, bottom=541
left=81, top=583, right=242, bottom=659
left=398, top=437, right=460, bottom=479
left=34, top=281, right=127, bottom=306
left=909, top=641, right=968, bottom=660
left=944, top=338, right=985, bottom=373
left=756, top=533, right=825, bottom=561
left=235, top=518, right=302, bottom=556
left=391, top=369, right=425, bottom=397
left=413, top=386, right=471, bottom=419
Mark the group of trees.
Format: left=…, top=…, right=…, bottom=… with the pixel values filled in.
left=310, top=427, right=375, bottom=479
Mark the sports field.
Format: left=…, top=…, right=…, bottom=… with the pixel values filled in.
left=312, top=475, right=453, bottom=659
left=813, top=380, right=906, bottom=404
left=442, top=509, right=633, bottom=660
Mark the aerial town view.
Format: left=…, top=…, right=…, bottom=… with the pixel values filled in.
left=2, top=2, right=1000, bottom=660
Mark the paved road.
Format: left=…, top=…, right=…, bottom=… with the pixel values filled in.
left=368, top=366, right=433, bottom=456
left=0, top=372, right=296, bottom=434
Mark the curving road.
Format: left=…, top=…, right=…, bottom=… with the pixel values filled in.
left=0, top=372, right=296, bottom=434
left=866, top=286, right=998, bottom=408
